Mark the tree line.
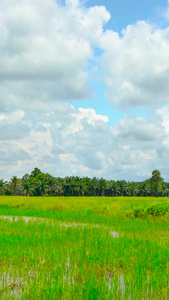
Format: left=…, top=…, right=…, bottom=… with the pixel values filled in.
left=0, top=168, right=167, bottom=197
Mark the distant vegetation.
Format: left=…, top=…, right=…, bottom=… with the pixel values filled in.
left=0, top=168, right=167, bottom=197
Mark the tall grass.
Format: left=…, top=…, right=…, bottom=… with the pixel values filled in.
left=0, top=196, right=168, bottom=299
left=0, top=219, right=168, bottom=299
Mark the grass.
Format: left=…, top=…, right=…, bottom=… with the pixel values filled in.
left=0, top=195, right=169, bottom=221
left=0, top=196, right=168, bottom=299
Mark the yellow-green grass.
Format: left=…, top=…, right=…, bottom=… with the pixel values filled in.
left=0, top=195, right=169, bottom=213
left=0, top=196, right=169, bottom=224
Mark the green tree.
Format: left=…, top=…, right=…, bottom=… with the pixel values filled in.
left=10, top=176, right=18, bottom=195
left=150, top=170, right=164, bottom=197
left=31, top=167, right=42, bottom=178
left=22, top=174, right=34, bottom=196
left=0, top=179, right=8, bottom=195
left=33, top=173, right=50, bottom=196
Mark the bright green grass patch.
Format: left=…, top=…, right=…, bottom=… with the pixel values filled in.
left=0, top=197, right=168, bottom=299
left=0, top=219, right=168, bottom=299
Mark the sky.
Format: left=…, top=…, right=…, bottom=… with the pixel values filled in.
left=1, top=0, right=169, bottom=181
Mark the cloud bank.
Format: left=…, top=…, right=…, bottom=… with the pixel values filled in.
left=0, top=0, right=109, bottom=111
left=1, top=0, right=169, bottom=181
left=100, top=21, right=169, bottom=109
left=1, top=105, right=169, bottom=181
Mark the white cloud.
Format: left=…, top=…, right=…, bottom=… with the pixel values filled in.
left=1, top=0, right=169, bottom=182
left=0, top=0, right=110, bottom=111
left=100, top=21, right=169, bottom=109
left=1, top=103, right=169, bottom=181
left=65, top=0, right=79, bottom=7
left=2, top=0, right=169, bottom=112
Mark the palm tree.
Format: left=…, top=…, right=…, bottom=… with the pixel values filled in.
left=22, top=174, right=34, bottom=196
left=0, top=179, right=7, bottom=195
left=150, top=170, right=164, bottom=197
left=10, top=176, right=18, bottom=195
left=35, top=173, right=50, bottom=196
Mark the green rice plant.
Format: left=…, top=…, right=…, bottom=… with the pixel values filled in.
left=0, top=196, right=168, bottom=299
left=0, top=216, right=168, bottom=299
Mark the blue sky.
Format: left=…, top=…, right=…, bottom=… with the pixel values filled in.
left=1, top=0, right=169, bottom=181
left=72, top=0, right=169, bottom=126
left=86, top=0, right=167, bottom=30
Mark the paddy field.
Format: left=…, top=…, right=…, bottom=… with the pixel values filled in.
left=0, top=196, right=168, bottom=299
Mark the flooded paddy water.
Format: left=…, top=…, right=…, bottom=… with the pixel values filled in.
left=0, top=215, right=119, bottom=236
left=0, top=215, right=168, bottom=299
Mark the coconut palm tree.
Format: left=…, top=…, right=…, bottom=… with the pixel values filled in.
left=0, top=179, right=8, bottom=195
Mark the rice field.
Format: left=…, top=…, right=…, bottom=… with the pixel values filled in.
left=0, top=196, right=168, bottom=299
